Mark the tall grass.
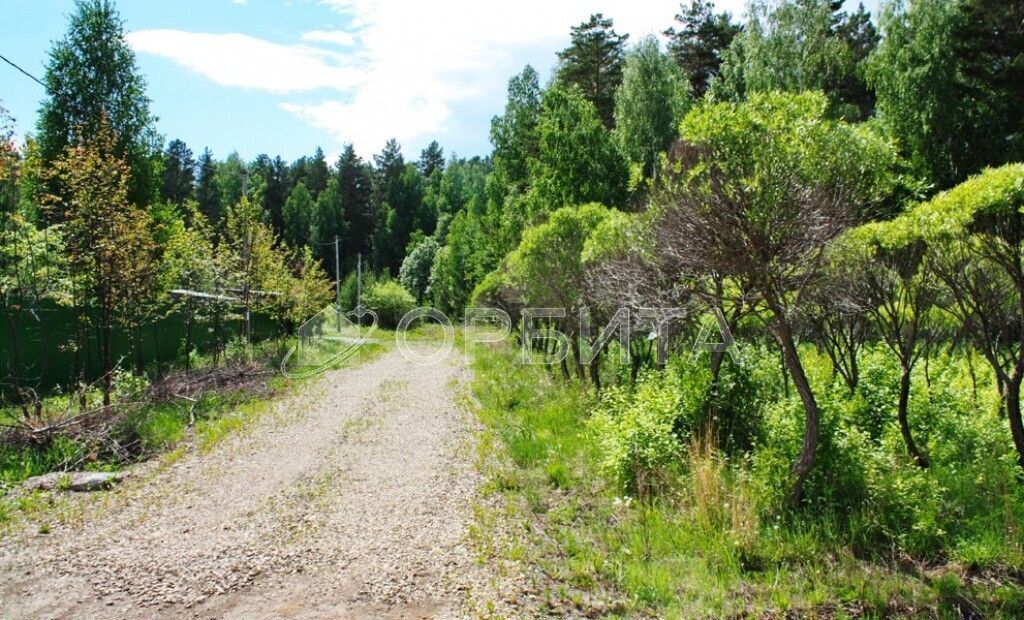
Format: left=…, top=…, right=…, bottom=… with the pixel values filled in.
left=469, top=341, right=1024, bottom=618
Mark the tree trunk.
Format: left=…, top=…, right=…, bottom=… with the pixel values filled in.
left=184, top=307, right=194, bottom=372
left=134, top=325, right=145, bottom=375
left=570, top=333, right=584, bottom=381
left=710, top=349, right=725, bottom=384
left=1005, top=377, right=1024, bottom=470
left=966, top=349, right=978, bottom=402
left=772, top=311, right=820, bottom=508
left=847, top=349, right=859, bottom=394
left=897, top=366, right=929, bottom=468
left=630, top=340, right=643, bottom=385
left=781, top=348, right=791, bottom=399
left=997, top=372, right=1007, bottom=417
left=588, top=349, right=601, bottom=392
left=101, top=321, right=112, bottom=408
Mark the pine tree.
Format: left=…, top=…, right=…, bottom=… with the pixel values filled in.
left=312, top=177, right=345, bottom=280
left=160, top=139, right=195, bottom=205
left=371, top=139, right=405, bottom=271
left=374, top=139, right=405, bottom=183
left=337, top=145, right=374, bottom=272
left=250, top=154, right=289, bottom=234
left=664, top=1, right=742, bottom=98
left=830, top=1, right=878, bottom=119
left=556, top=14, right=629, bottom=128
left=419, top=141, right=445, bottom=178
left=372, top=140, right=425, bottom=275
left=306, top=147, right=330, bottom=200
left=194, top=148, right=221, bottom=225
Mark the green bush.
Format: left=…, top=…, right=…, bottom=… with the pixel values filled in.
left=338, top=270, right=379, bottom=313
left=112, top=368, right=149, bottom=403
left=363, top=280, right=417, bottom=329
left=589, top=371, right=686, bottom=500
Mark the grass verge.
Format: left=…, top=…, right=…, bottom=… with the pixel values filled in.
left=467, top=343, right=1024, bottom=619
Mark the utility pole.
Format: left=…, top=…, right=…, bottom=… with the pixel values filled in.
left=357, top=253, right=363, bottom=320
left=334, top=235, right=341, bottom=305
left=334, top=235, right=341, bottom=330
left=241, top=165, right=251, bottom=346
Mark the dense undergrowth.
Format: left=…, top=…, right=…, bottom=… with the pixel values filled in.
left=470, top=342, right=1024, bottom=618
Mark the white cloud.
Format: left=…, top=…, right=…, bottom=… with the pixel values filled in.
left=130, top=2, right=751, bottom=154
left=301, top=30, right=356, bottom=46
left=126, top=30, right=362, bottom=94
left=285, top=0, right=708, bottom=153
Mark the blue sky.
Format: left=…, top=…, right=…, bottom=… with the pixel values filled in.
left=1, top=0, right=880, bottom=163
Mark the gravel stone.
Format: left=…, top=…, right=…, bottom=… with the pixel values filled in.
left=0, top=344, right=490, bottom=619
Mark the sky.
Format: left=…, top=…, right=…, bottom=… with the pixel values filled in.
left=1, top=0, right=880, bottom=163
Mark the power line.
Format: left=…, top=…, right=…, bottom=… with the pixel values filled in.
left=0, top=52, right=46, bottom=90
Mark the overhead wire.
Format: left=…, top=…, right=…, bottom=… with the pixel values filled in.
left=0, top=52, right=46, bottom=89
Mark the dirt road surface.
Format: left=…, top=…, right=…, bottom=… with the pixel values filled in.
left=0, top=344, right=487, bottom=619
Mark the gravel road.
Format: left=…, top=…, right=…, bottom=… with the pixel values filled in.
left=0, top=344, right=486, bottom=619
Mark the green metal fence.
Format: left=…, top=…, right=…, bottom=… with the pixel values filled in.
left=0, top=299, right=282, bottom=398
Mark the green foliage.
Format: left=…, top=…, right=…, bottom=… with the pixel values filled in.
left=310, top=177, right=345, bottom=281
left=579, top=209, right=647, bottom=265
left=590, top=354, right=769, bottom=500
left=363, top=280, right=416, bottom=329
left=282, top=181, right=314, bottom=248
left=336, top=144, right=374, bottom=272
left=530, top=87, right=629, bottom=215
left=0, top=105, right=18, bottom=215
left=160, top=139, right=194, bottom=205
left=398, top=236, right=438, bottom=302
left=36, top=0, right=160, bottom=205
left=0, top=212, right=66, bottom=302
left=614, top=37, right=692, bottom=181
left=590, top=372, right=686, bottom=499
left=869, top=163, right=1024, bottom=248
left=470, top=342, right=1024, bottom=618
left=487, top=66, right=542, bottom=256
left=555, top=13, right=629, bottom=128
left=337, top=269, right=377, bottom=313
left=430, top=208, right=496, bottom=314
left=374, top=153, right=428, bottom=275
left=680, top=90, right=904, bottom=217
left=664, top=0, right=742, bottom=98
left=111, top=367, right=148, bottom=402
left=504, top=203, right=612, bottom=313
left=490, top=66, right=541, bottom=192
left=867, top=0, right=1024, bottom=189
left=281, top=244, right=333, bottom=329
left=194, top=148, right=221, bottom=224
left=418, top=140, right=445, bottom=178
left=711, top=0, right=877, bottom=120
left=44, top=119, right=158, bottom=401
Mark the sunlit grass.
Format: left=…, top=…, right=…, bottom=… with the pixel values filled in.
left=467, top=342, right=1024, bottom=618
